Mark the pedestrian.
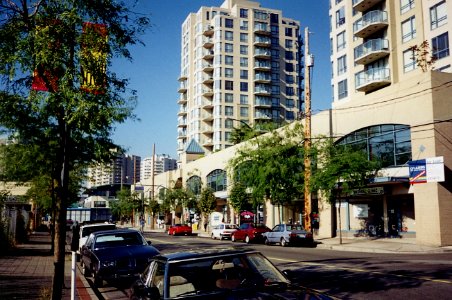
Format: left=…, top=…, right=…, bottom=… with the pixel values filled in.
left=140, top=217, right=145, bottom=233
left=204, top=221, right=208, bottom=232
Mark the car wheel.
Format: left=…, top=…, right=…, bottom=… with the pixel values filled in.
left=167, top=230, right=171, bottom=235
left=231, top=234, right=236, bottom=242
left=211, top=233, right=215, bottom=239
left=264, top=238, right=270, bottom=246
left=80, top=260, right=90, bottom=277
left=172, top=231, right=176, bottom=236
left=245, top=235, right=250, bottom=244
left=281, top=238, right=287, bottom=247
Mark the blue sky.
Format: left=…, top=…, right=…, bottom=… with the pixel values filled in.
left=112, top=0, right=331, bottom=159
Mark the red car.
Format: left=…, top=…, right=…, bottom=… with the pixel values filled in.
left=231, top=223, right=271, bottom=243
left=167, top=224, right=192, bottom=236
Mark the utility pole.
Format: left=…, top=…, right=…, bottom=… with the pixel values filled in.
left=151, top=143, right=156, bottom=229
left=304, top=27, right=313, bottom=232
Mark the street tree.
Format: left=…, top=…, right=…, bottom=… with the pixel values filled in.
left=197, top=187, right=216, bottom=228
left=311, top=140, right=380, bottom=243
left=228, top=123, right=306, bottom=223
left=0, top=1, right=149, bottom=298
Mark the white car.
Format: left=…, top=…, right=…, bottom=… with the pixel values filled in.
left=211, top=223, right=238, bottom=240
left=78, top=223, right=116, bottom=254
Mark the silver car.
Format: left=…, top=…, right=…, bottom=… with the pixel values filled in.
left=263, top=224, right=313, bottom=247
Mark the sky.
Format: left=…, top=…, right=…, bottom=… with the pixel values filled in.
left=112, top=0, right=331, bottom=159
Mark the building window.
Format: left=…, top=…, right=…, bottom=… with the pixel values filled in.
left=225, top=118, right=233, bottom=129
left=286, top=98, right=294, bottom=108
left=432, top=32, right=450, bottom=59
left=225, top=31, right=233, bottom=41
left=285, top=62, right=294, bottom=72
left=430, top=1, right=447, bottom=30
left=336, top=6, right=345, bottom=28
left=272, top=85, right=280, bottom=95
left=225, top=93, right=233, bottom=103
left=240, top=107, right=248, bottom=117
left=225, top=55, right=233, bottom=65
left=403, top=49, right=416, bottom=72
left=402, top=16, right=416, bottom=43
left=240, top=70, right=248, bottom=79
left=225, top=18, right=233, bottom=28
left=285, top=27, right=292, bottom=37
left=286, top=86, right=294, bottom=96
left=240, top=20, right=248, bottom=30
left=400, top=0, right=415, bottom=14
left=225, top=80, right=233, bottom=90
left=338, top=79, right=348, bottom=99
left=271, top=25, right=279, bottom=35
left=225, top=106, right=233, bottom=116
left=225, top=43, right=233, bottom=53
left=285, top=111, right=294, bottom=120
left=240, top=45, right=248, bottom=55
left=240, top=95, right=248, bottom=104
left=285, top=39, right=293, bottom=48
left=285, top=50, right=294, bottom=60
left=337, top=55, right=347, bottom=75
left=270, top=13, right=279, bottom=23
left=240, top=82, right=248, bottom=92
left=240, top=33, right=248, bottom=42
left=337, top=31, right=346, bottom=51
left=225, top=68, right=233, bottom=78
left=207, top=169, right=227, bottom=192
left=240, top=8, right=248, bottom=18
left=240, top=57, right=248, bottom=67
left=286, top=74, right=294, bottom=84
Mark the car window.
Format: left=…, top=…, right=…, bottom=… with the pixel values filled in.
left=81, top=224, right=116, bottom=237
left=148, top=261, right=165, bottom=297
left=239, top=224, right=247, bottom=230
left=95, top=232, right=145, bottom=248
left=225, top=224, right=236, bottom=229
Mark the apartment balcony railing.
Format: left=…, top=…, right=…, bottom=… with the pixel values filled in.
left=254, top=60, right=271, bottom=71
left=177, top=95, right=187, bottom=104
left=201, top=99, right=213, bottom=109
left=178, top=82, right=187, bottom=93
left=353, top=10, right=388, bottom=38
left=254, top=23, right=271, bottom=35
left=352, top=0, right=384, bottom=12
left=177, top=119, right=187, bottom=127
left=254, top=96, right=272, bottom=107
left=203, top=25, right=214, bottom=36
left=203, top=37, right=214, bottom=48
left=354, top=39, right=389, bottom=65
left=201, top=112, right=213, bottom=121
left=254, top=84, right=272, bottom=95
left=202, top=75, right=213, bottom=84
left=202, top=62, right=213, bottom=72
left=254, top=73, right=271, bottom=82
left=254, top=36, right=271, bottom=47
left=201, top=125, right=213, bottom=134
left=177, top=130, right=187, bottom=138
left=355, top=67, right=391, bottom=92
left=254, top=111, right=272, bottom=120
left=202, top=49, right=214, bottom=59
left=178, top=73, right=188, bottom=81
left=201, top=138, right=213, bottom=146
left=254, top=47, right=271, bottom=59
left=202, top=88, right=213, bottom=96
left=178, top=106, right=187, bottom=116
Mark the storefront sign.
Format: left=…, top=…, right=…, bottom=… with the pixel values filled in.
left=409, top=156, right=444, bottom=184
left=352, top=187, right=384, bottom=195
left=353, top=204, right=369, bottom=218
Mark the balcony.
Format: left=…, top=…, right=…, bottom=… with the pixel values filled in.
left=354, top=39, right=389, bottom=65
left=177, top=119, right=187, bottom=127
left=177, top=129, right=187, bottom=138
left=254, top=84, right=271, bottom=96
left=202, top=99, right=213, bottom=109
left=201, top=112, right=213, bottom=121
left=254, top=36, right=271, bottom=47
left=178, top=106, right=187, bottom=116
left=202, top=88, right=213, bottom=97
left=352, top=0, right=384, bottom=12
left=254, top=72, right=271, bottom=83
left=254, top=23, right=271, bottom=35
left=254, top=47, right=271, bottom=59
left=201, top=125, right=213, bottom=134
left=178, top=95, right=187, bottom=104
left=353, top=10, right=388, bottom=38
left=178, top=73, right=188, bottom=81
left=254, top=111, right=272, bottom=120
left=202, top=62, right=213, bottom=72
left=203, top=37, right=214, bottom=48
left=355, top=67, right=391, bottom=92
left=202, top=75, right=213, bottom=84
left=203, top=24, right=214, bottom=36
left=178, top=82, right=187, bottom=93
left=202, top=138, right=213, bottom=147
left=202, top=49, right=214, bottom=59
left=254, top=96, right=272, bottom=107
left=254, top=60, right=271, bottom=71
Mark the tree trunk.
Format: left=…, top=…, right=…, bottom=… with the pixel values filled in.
left=338, top=197, right=342, bottom=245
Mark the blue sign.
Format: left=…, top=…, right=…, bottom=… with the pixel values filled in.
left=408, top=159, right=427, bottom=184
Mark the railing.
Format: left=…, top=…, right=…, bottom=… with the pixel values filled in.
left=354, top=39, right=389, bottom=61
left=353, top=10, right=388, bottom=34
left=355, top=67, right=390, bottom=88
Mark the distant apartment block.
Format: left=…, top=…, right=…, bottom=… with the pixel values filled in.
left=87, top=154, right=141, bottom=188
left=177, top=0, right=303, bottom=160
left=141, top=154, right=178, bottom=181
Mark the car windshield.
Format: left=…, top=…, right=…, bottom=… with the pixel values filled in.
left=225, top=224, right=237, bottom=229
left=81, top=224, right=115, bottom=237
left=286, top=225, right=304, bottom=231
left=166, top=252, right=288, bottom=297
left=254, top=224, right=268, bottom=229
left=94, top=232, right=145, bottom=248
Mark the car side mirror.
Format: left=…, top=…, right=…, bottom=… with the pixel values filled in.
left=147, top=240, right=152, bottom=245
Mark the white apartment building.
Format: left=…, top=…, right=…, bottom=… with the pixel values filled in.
left=141, top=154, right=178, bottom=181
left=87, top=154, right=141, bottom=188
left=177, top=0, right=303, bottom=160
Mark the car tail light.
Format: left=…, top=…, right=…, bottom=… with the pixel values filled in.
left=290, top=233, right=297, bottom=238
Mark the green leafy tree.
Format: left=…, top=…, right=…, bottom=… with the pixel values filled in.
left=228, top=182, right=249, bottom=221
left=228, top=123, right=306, bottom=223
left=311, top=140, right=380, bottom=243
left=197, top=187, right=216, bottom=227
left=162, top=187, right=194, bottom=223
left=0, top=2, right=149, bottom=298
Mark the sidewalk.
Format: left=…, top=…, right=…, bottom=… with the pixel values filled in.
left=0, top=231, right=95, bottom=300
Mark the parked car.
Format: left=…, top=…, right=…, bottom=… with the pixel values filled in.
left=211, top=223, right=237, bottom=240
left=231, top=223, right=271, bottom=244
left=263, top=224, right=313, bottom=247
left=78, top=222, right=116, bottom=255
left=80, top=229, right=159, bottom=287
left=168, top=224, right=192, bottom=236
left=129, top=248, right=333, bottom=299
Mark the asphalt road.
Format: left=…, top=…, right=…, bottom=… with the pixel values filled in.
left=84, top=232, right=452, bottom=300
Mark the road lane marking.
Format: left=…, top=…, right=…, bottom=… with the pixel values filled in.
left=268, top=256, right=452, bottom=285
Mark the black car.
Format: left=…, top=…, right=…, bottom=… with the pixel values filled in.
left=80, top=229, right=159, bottom=287
left=129, top=248, right=333, bottom=299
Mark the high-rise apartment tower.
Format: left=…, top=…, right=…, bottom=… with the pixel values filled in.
left=177, top=0, right=303, bottom=159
